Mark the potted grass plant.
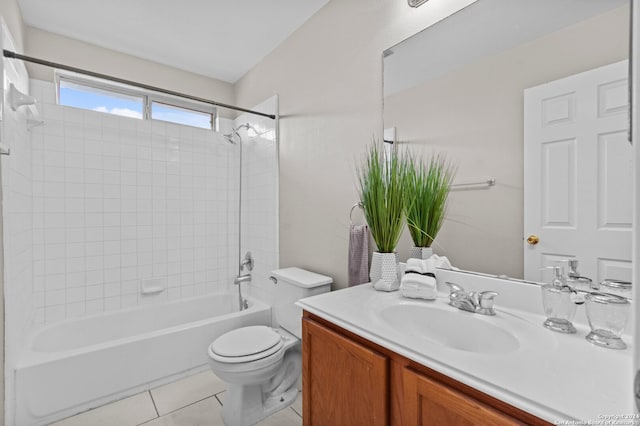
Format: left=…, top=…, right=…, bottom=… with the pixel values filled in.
left=405, top=153, right=456, bottom=259
left=357, top=142, right=408, bottom=291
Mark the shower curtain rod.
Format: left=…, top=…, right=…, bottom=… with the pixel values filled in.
left=3, top=50, right=276, bottom=120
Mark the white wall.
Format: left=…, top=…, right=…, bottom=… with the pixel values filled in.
left=0, top=0, right=23, bottom=52
left=28, top=80, right=240, bottom=323
left=25, top=27, right=236, bottom=118
left=384, top=6, right=629, bottom=278
left=234, top=0, right=477, bottom=288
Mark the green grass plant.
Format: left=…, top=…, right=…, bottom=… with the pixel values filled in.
left=357, top=142, right=408, bottom=253
left=405, top=153, right=456, bottom=248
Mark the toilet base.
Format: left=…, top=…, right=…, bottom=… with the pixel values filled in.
left=218, top=349, right=301, bottom=426
left=222, top=382, right=298, bottom=426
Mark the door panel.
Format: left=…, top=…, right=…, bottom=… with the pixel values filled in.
left=541, top=138, right=577, bottom=227
left=597, top=131, right=633, bottom=228
left=402, top=367, right=523, bottom=426
left=524, top=60, right=632, bottom=282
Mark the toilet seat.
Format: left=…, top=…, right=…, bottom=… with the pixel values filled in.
left=209, top=326, right=284, bottom=364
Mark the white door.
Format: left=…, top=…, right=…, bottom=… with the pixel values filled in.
left=524, top=60, right=632, bottom=283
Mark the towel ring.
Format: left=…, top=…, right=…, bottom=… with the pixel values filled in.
left=350, top=202, right=363, bottom=224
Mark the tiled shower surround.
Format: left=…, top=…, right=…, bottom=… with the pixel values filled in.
left=237, top=99, right=279, bottom=308
left=24, top=80, right=276, bottom=324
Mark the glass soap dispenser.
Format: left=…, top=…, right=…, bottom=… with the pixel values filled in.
left=541, top=266, right=577, bottom=333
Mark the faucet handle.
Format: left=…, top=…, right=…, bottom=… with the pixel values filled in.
left=445, top=282, right=465, bottom=294
left=476, top=291, right=499, bottom=315
left=240, top=251, right=254, bottom=272
left=446, top=282, right=467, bottom=309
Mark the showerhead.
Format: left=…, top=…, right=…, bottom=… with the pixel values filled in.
left=235, top=123, right=260, bottom=135
left=223, top=128, right=241, bottom=144
left=223, top=123, right=262, bottom=144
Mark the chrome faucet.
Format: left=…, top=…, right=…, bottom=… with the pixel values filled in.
left=446, top=282, right=499, bottom=316
left=565, top=259, right=594, bottom=290
left=240, top=251, right=254, bottom=272
left=234, top=273, right=251, bottom=311
left=234, top=274, right=252, bottom=285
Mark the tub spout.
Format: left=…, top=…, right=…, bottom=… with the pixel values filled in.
left=234, top=274, right=252, bottom=285
left=235, top=274, right=251, bottom=311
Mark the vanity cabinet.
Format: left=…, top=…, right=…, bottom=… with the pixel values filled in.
left=302, top=312, right=550, bottom=426
left=301, top=314, right=389, bottom=425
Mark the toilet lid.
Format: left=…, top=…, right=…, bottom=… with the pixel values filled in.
left=211, top=326, right=283, bottom=362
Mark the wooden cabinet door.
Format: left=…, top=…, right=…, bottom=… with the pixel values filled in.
left=403, top=368, right=523, bottom=426
left=302, top=317, right=389, bottom=426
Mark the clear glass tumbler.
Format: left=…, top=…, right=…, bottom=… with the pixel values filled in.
left=585, top=292, right=630, bottom=350
left=599, top=279, right=632, bottom=299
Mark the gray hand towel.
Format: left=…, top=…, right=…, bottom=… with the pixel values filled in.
left=349, top=224, right=369, bottom=286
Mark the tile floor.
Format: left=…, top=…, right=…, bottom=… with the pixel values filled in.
left=51, top=370, right=302, bottom=426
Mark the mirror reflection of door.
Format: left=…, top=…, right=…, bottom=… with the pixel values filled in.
left=383, top=0, right=629, bottom=279
left=523, top=61, right=632, bottom=283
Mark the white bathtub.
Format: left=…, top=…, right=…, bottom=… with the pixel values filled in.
left=14, top=293, right=271, bottom=425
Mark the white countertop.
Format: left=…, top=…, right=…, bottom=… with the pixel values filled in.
left=297, top=271, right=636, bottom=424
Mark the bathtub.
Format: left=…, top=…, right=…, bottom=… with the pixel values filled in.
left=14, top=293, right=271, bottom=425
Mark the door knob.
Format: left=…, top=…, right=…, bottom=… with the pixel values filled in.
left=526, top=235, right=539, bottom=245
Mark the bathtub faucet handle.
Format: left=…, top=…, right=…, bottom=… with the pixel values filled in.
left=240, top=251, right=254, bottom=272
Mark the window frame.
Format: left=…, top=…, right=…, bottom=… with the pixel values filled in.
left=55, top=71, right=217, bottom=130
left=149, top=98, right=216, bottom=130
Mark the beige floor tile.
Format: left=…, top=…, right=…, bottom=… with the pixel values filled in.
left=216, top=391, right=302, bottom=425
left=291, top=391, right=302, bottom=418
left=51, top=392, right=157, bottom=426
left=141, top=397, right=224, bottom=426
left=215, top=390, right=226, bottom=406
left=215, top=391, right=301, bottom=425
left=151, top=370, right=226, bottom=416
left=256, top=408, right=302, bottom=426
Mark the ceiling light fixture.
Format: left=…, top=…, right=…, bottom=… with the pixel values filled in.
left=408, top=0, right=429, bottom=7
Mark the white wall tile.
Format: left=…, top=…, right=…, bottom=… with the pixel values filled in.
left=46, top=289, right=65, bottom=306
left=235, top=99, right=279, bottom=308
left=66, top=287, right=85, bottom=303
left=86, top=284, right=103, bottom=300
left=45, top=305, right=66, bottom=323
left=67, top=302, right=86, bottom=318
left=14, top=80, right=252, bottom=325
left=85, top=299, right=104, bottom=315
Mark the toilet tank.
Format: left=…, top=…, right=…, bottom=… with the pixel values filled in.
left=271, top=267, right=332, bottom=338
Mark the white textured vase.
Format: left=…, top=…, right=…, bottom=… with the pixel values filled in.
left=370, top=252, right=399, bottom=292
left=409, top=246, right=433, bottom=260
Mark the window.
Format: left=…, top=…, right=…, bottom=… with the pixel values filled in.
left=59, top=79, right=144, bottom=119
left=56, top=73, right=216, bottom=130
left=151, top=101, right=212, bottom=129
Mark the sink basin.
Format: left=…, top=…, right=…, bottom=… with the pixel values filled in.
left=376, top=302, right=520, bottom=354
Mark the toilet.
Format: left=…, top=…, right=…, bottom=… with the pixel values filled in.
left=208, top=267, right=332, bottom=426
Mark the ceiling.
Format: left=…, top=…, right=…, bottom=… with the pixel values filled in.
left=384, top=0, right=629, bottom=96
left=18, top=0, right=329, bottom=83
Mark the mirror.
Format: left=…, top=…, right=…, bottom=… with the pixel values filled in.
left=384, top=0, right=630, bottom=280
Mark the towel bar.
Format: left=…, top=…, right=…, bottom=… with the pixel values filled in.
left=451, top=178, right=496, bottom=189
left=350, top=202, right=363, bottom=223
